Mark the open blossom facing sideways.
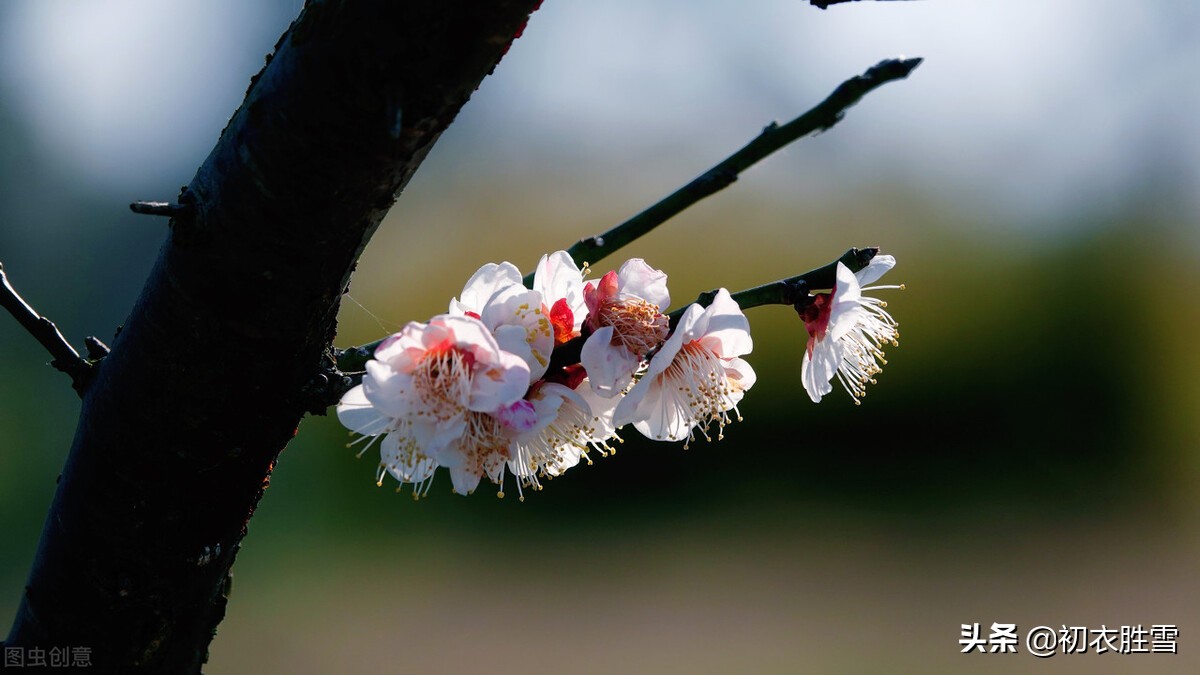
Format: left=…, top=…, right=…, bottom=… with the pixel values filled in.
left=532, top=251, right=588, bottom=343
left=799, top=256, right=901, bottom=404
left=615, top=288, right=756, bottom=444
left=337, top=314, right=529, bottom=495
left=580, top=259, right=670, bottom=397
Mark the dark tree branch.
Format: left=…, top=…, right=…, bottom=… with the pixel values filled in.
left=810, top=0, right=921, bottom=9
left=0, top=261, right=92, bottom=394
left=6, top=1, right=542, bottom=671
left=522, top=57, right=922, bottom=286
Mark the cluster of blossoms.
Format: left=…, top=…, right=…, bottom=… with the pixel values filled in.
left=338, top=250, right=900, bottom=498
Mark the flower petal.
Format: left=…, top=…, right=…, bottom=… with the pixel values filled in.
left=533, top=251, right=587, bottom=331
left=801, top=338, right=836, bottom=403
left=695, top=288, right=752, bottom=358
left=854, top=254, right=896, bottom=286
left=616, top=258, right=669, bottom=309
left=449, top=261, right=522, bottom=315
left=336, top=385, right=389, bottom=436
left=467, top=348, right=531, bottom=412
left=581, top=326, right=640, bottom=398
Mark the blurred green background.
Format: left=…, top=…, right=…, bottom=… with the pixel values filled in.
left=1, top=1, right=1197, bottom=673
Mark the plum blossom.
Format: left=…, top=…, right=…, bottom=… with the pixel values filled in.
left=506, top=381, right=620, bottom=491
left=799, top=256, right=901, bottom=404
left=337, top=314, right=529, bottom=495
left=450, top=261, right=554, bottom=383
left=532, top=250, right=588, bottom=343
left=580, top=259, right=670, bottom=397
left=614, top=288, right=755, bottom=445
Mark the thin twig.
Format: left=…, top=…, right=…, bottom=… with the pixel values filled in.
left=0, top=261, right=92, bottom=394
left=521, top=57, right=921, bottom=286
left=667, top=247, right=877, bottom=326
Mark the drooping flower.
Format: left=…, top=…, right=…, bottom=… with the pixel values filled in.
left=799, top=257, right=901, bottom=404
left=580, top=259, right=670, bottom=397
left=614, top=288, right=756, bottom=445
left=439, top=380, right=619, bottom=499
left=336, top=314, right=530, bottom=495
left=507, top=381, right=619, bottom=492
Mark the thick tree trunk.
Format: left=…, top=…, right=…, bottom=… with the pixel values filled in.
left=6, top=1, right=540, bottom=671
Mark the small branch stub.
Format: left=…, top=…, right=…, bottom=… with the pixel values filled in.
left=129, top=201, right=193, bottom=218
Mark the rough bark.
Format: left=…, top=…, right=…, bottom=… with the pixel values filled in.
left=5, top=1, right=541, bottom=671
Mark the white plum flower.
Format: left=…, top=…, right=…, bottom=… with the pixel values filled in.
left=336, top=314, right=529, bottom=495
left=448, top=261, right=522, bottom=317
left=532, top=250, right=588, bottom=342
left=450, top=261, right=554, bottom=383
left=799, top=257, right=901, bottom=404
left=580, top=259, right=670, bottom=397
left=614, top=288, right=755, bottom=445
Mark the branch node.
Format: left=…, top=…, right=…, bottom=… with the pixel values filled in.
left=1, top=261, right=94, bottom=396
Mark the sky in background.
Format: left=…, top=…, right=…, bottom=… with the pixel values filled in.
left=2, top=0, right=1198, bottom=227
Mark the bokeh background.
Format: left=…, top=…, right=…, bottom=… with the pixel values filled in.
left=1, top=1, right=1197, bottom=673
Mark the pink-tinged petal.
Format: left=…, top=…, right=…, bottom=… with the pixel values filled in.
left=581, top=326, right=640, bottom=398
left=497, top=399, right=538, bottom=433
left=450, top=261, right=522, bottom=314
left=435, top=314, right=500, bottom=355
left=855, top=254, right=896, bottom=286
left=422, top=319, right=458, bottom=353
left=695, top=289, right=752, bottom=357
left=467, top=349, right=530, bottom=412
left=372, top=321, right=427, bottom=369
left=584, top=271, right=619, bottom=321
left=616, top=258, right=669, bottom=309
